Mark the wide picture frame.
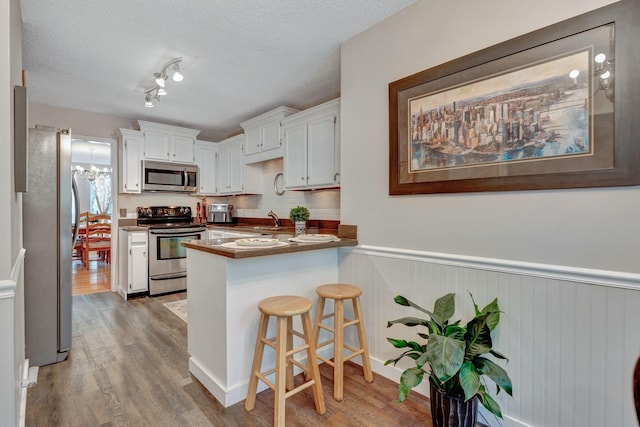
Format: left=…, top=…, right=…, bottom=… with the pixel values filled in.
left=389, top=0, right=640, bottom=195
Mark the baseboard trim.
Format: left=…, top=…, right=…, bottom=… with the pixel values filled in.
left=344, top=245, right=640, bottom=291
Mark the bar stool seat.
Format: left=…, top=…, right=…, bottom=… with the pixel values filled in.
left=245, top=295, right=326, bottom=426
left=314, top=283, right=373, bottom=401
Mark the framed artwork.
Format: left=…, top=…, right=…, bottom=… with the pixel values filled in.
left=389, top=0, right=640, bottom=195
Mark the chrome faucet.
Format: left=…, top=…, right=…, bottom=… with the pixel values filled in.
left=267, top=210, right=280, bottom=227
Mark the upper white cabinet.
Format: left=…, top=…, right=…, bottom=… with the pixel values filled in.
left=240, top=106, right=298, bottom=164
left=138, top=120, right=199, bottom=163
left=117, top=129, right=143, bottom=194
left=217, top=134, right=262, bottom=195
left=194, top=140, right=218, bottom=195
left=282, top=98, right=340, bottom=190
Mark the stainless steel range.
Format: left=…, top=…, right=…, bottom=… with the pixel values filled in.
left=137, top=206, right=207, bottom=296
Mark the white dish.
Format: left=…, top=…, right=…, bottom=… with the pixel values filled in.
left=289, top=234, right=340, bottom=243
left=235, top=238, right=279, bottom=247
left=221, top=241, right=289, bottom=250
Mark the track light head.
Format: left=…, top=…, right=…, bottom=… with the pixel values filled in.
left=145, top=95, right=154, bottom=108
left=154, top=72, right=166, bottom=87
left=172, top=63, right=183, bottom=82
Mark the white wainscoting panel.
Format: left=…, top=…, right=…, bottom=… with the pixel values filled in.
left=338, top=246, right=640, bottom=427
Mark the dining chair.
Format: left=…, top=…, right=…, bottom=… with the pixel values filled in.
left=81, top=213, right=111, bottom=267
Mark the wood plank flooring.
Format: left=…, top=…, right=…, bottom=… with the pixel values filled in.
left=26, top=291, right=433, bottom=427
left=72, top=258, right=111, bottom=296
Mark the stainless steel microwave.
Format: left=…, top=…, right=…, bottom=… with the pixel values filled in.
left=142, top=160, right=198, bottom=193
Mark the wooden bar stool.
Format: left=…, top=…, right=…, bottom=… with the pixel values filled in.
left=313, top=283, right=373, bottom=401
left=245, top=295, right=326, bottom=426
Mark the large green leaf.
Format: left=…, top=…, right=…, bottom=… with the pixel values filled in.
left=464, top=314, right=493, bottom=359
left=432, top=293, right=455, bottom=326
left=477, top=385, right=503, bottom=419
left=474, top=357, right=513, bottom=396
left=459, top=361, right=480, bottom=401
left=425, top=334, right=464, bottom=382
left=469, top=293, right=501, bottom=331
left=394, top=295, right=434, bottom=318
left=387, top=316, right=430, bottom=328
left=398, top=367, right=425, bottom=402
left=386, top=338, right=422, bottom=352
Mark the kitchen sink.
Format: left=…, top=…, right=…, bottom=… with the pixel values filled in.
left=252, top=226, right=283, bottom=231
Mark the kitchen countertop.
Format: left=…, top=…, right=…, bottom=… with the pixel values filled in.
left=182, top=235, right=357, bottom=259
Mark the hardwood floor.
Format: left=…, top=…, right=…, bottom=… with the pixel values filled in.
left=71, top=258, right=111, bottom=296
left=26, top=291, right=433, bottom=427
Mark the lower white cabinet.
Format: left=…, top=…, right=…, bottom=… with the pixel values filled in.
left=118, top=229, right=148, bottom=298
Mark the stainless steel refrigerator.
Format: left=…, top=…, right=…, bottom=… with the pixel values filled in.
left=23, top=127, right=78, bottom=366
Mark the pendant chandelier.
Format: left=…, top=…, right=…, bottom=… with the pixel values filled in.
left=73, top=147, right=111, bottom=181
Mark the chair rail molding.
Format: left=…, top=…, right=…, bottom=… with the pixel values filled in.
left=343, top=245, right=640, bottom=291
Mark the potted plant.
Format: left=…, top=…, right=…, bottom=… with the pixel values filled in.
left=289, top=206, right=310, bottom=235
left=386, top=292, right=512, bottom=427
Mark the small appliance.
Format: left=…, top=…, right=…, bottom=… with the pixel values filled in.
left=207, top=203, right=234, bottom=224
left=142, top=160, right=198, bottom=193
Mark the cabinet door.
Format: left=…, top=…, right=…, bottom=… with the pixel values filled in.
left=218, top=146, right=230, bottom=194
left=144, top=131, right=170, bottom=160
left=261, top=120, right=281, bottom=152
left=307, top=113, right=336, bottom=187
left=122, top=134, right=142, bottom=193
left=195, top=142, right=217, bottom=195
left=283, top=122, right=308, bottom=189
left=128, top=233, right=148, bottom=293
left=227, top=141, right=244, bottom=193
left=172, top=135, right=195, bottom=163
left=244, top=126, right=261, bottom=155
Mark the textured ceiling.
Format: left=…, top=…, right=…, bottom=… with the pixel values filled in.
left=21, top=0, right=416, bottom=141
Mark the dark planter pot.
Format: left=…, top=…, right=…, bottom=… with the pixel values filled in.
left=429, top=380, right=478, bottom=427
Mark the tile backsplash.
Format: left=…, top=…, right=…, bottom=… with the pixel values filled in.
left=118, top=158, right=340, bottom=221
left=208, top=158, right=340, bottom=220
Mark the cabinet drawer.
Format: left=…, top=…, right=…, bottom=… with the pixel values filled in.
left=130, top=233, right=147, bottom=244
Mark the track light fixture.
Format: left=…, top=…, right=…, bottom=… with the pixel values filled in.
left=143, top=57, right=184, bottom=108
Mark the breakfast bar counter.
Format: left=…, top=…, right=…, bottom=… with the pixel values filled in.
left=183, top=234, right=356, bottom=408
left=181, top=235, right=357, bottom=258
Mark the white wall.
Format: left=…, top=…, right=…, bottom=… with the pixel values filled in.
left=340, top=0, right=637, bottom=274
left=2, top=0, right=25, bottom=425
left=340, top=1, right=639, bottom=426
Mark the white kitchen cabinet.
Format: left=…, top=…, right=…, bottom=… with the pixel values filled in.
left=138, top=120, right=199, bottom=163
left=240, top=106, right=298, bottom=164
left=216, top=135, right=262, bottom=195
left=118, top=229, right=148, bottom=298
left=117, top=128, right=143, bottom=194
left=194, top=140, right=218, bottom=195
left=282, top=98, right=340, bottom=190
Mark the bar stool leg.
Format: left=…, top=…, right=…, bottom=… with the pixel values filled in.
left=286, top=316, right=294, bottom=391
left=274, top=316, right=288, bottom=427
left=245, top=313, right=270, bottom=411
left=334, top=299, right=344, bottom=401
left=353, top=297, right=373, bottom=382
left=312, top=295, right=326, bottom=349
left=301, top=311, right=326, bottom=414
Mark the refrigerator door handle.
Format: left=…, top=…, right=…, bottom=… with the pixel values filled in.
left=71, top=175, right=80, bottom=254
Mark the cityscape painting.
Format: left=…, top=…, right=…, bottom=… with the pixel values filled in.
left=408, top=51, right=591, bottom=173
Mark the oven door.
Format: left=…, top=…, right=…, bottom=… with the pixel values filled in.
left=148, top=228, right=204, bottom=277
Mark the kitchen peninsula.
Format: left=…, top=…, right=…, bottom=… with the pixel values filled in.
left=182, top=234, right=357, bottom=407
